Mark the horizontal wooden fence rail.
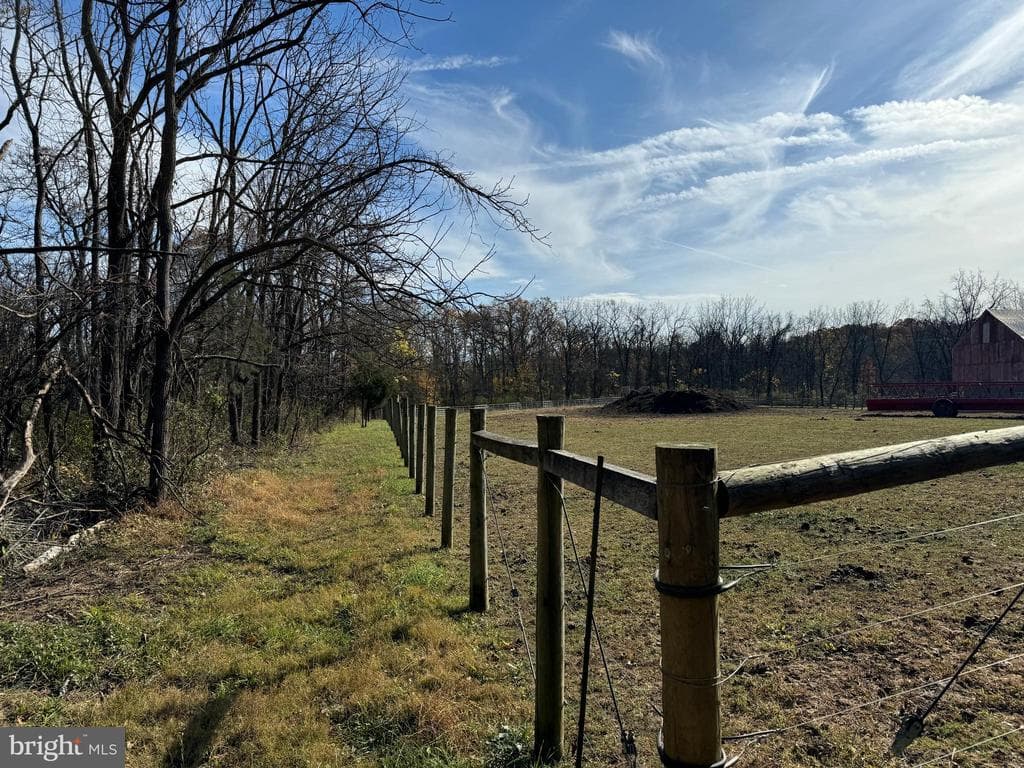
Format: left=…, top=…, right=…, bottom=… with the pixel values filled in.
left=720, top=424, right=1024, bottom=517
left=472, top=424, right=1024, bottom=522
left=544, top=450, right=657, bottom=521
left=471, top=430, right=539, bottom=465
left=469, top=431, right=661, bottom=519
left=450, top=396, right=618, bottom=412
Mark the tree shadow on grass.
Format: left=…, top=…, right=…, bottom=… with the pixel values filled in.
left=161, top=689, right=238, bottom=768
left=159, top=644, right=350, bottom=768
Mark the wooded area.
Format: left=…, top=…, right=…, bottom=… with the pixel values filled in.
left=0, top=0, right=532, bottom=557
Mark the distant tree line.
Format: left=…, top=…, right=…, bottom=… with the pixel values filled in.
left=417, top=271, right=1024, bottom=407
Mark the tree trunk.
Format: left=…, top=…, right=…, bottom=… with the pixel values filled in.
left=146, top=0, right=179, bottom=502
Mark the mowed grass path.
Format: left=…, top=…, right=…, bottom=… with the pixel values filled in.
left=0, top=422, right=531, bottom=767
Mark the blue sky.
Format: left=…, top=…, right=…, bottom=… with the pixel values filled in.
left=399, top=0, right=1024, bottom=310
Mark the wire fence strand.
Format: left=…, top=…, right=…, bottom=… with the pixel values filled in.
left=909, top=724, right=1024, bottom=767
left=751, top=509, right=1024, bottom=576
left=552, top=479, right=637, bottom=767
left=480, top=449, right=536, bottom=681
left=723, top=651, right=1024, bottom=743
left=723, top=579, right=1024, bottom=669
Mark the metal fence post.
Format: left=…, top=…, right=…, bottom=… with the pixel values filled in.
left=655, top=443, right=727, bottom=768
left=535, top=414, right=565, bottom=763
left=469, top=407, right=488, bottom=612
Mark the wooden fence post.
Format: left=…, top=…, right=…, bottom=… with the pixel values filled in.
left=441, top=408, right=456, bottom=548
left=400, top=398, right=409, bottom=466
left=407, top=397, right=416, bottom=480
left=535, top=414, right=565, bottom=763
left=424, top=405, right=437, bottom=515
left=415, top=403, right=426, bottom=494
left=469, top=407, right=488, bottom=612
left=655, top=444, right=726, bottom=768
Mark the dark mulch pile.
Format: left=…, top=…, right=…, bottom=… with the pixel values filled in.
left=602, top=387, right=748, bottom=414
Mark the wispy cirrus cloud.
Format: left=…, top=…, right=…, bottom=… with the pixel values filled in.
left=406, top=74, right=1024, bottom=309
left=900, top=3, right=1024, bottom=98
left=406, top=54, right=514, bottom=73
left=602, top=29, right=665, bottom=69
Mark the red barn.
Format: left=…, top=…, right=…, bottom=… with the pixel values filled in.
left=952, top=309, right=1024, bottom=383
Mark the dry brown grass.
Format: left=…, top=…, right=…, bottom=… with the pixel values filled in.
left=438, top=407, right=1024, bottom=767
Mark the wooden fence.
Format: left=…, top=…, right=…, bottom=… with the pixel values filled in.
left=382, top=395, right=1024, bottom=767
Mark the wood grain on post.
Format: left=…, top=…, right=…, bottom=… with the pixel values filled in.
left=415, top=403, right=426, bottom=494
left=655, top=444, right=726, bottom=768
left=469, top=407, right=488, bottom=612
left=441, top=408, right=456, bottom=549
left=407, top=397, right=416, bottom=480
left=534, top=414, right=565, bottom=763
left=424, top=405, right=437, bottom=516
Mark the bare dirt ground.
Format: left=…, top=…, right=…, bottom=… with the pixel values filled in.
left=447, top=407, right=1024, bottom=767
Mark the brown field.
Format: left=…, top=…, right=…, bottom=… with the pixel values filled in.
left=452, top=406, right=1024, bottom=767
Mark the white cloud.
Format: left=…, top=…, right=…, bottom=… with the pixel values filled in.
left=406, top=76, right=1024, bottom=311
left=406, top=54, right=514, bottom=73
left=602, top=30, right=665, bottom=69
left=632, top=134, right=1013, bottom=211
left=849, top=95, right=1024, bottom=142
left=900, top=3, right=1024, bottom=98
left=579, top=291, right=720, bottom=305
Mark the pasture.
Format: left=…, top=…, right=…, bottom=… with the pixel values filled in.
left=1, top=406, right=1022, bottom=767
left=460, top=407, right=1024, bottom=767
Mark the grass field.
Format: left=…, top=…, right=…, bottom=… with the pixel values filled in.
left=0, top=424, right=529, bottom=767
left=470, top=407, right=1024, bottom=768
left=2, top=407, right=1023, bottom=767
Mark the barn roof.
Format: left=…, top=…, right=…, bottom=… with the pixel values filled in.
left=988, top=308, right=1024, bottom=340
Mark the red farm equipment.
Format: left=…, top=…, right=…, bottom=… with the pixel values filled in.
left=865, top=381, right=1024, bottom=417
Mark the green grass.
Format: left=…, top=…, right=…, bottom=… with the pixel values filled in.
left=0, top=422, right=530, bottom=767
